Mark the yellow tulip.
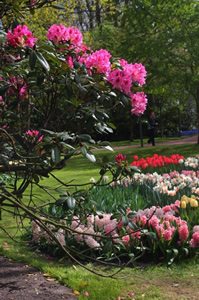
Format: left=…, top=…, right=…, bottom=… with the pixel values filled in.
left=191, top=195, right=196, bottom=199
left=190, top=199, right=198, bottom=208
left=192, top=200, right=198, bottom=208
left=181, top=201, right=186, bottom=209
left=181, top=195, right=189, bottom=204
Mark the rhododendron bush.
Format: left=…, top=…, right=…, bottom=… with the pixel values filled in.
left=0, top=23, right=148, bottom=275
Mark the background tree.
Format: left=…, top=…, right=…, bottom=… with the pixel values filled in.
left=118, top=0, right=199, bottom=142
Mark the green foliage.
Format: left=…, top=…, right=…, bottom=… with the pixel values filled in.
left=88, top=183, right=146, bottom=213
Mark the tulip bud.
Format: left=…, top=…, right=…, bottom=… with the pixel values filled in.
left=181, top=201, right=186, bottom=209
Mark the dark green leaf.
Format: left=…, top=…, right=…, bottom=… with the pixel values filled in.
left=29, top=50, right=36, bottom=70
left=122, top=216, right=129, bottom=226
left=67, top=197, right=76, bottom=209
left=0, top=85, right=9, bottom=96
left=78, top=134, right=92, bottom=142
left=35, top=52, right=50, bottom=71
left=51, top=146, right=61, bottom=164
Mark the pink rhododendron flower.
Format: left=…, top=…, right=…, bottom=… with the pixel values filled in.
left=47, top=24, right=83, bottom=47
left=26, top=130, right=43, bottom=142
left=115, top=153, right=126, bottom=164
left=107, top=69, right=132, bottom=95
left=6, top=77, right=28, bottom=100
left=127, top=63, right=146, bottom=86
left=131, top=91, right=148, bottom=115
left=7, top=25, right=37, bottom=48
left=85, top=49, right=111, bottom=74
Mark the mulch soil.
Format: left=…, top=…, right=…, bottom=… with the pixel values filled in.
left=0, top=256, right=77, bottom=300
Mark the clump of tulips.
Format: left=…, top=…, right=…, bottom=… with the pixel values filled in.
left=130, top=154, right=184, bottom=171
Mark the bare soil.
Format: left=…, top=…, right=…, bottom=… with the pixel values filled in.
left=0, top=256, right=77, bottom=300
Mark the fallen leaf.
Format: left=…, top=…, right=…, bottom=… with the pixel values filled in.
left=172, top=283, right=179, bottom=287
left=72, top=265, right=77, bottom=271
left=27, top=273, right=34, bottom=276
left=46, top=278, right=56, bottom=282
left=142, top=293, right=145, bottom=297
left=43, top=273, right=52, bottom=277
left=127, top=292, right=135, bottom=296
left=84, top=291, right=90, bottom=297
left=73, top=290, right=80, bottom=295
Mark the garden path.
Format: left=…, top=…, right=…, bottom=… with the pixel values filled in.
left=0, top=255, right=77, bottom=300
left=111, top=135, right=198, bottom=150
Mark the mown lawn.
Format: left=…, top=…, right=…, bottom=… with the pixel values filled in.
left=0, top=141, right=199, bottom=299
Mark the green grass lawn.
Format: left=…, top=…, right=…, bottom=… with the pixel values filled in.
left=0, top=141, right=199, bottom=299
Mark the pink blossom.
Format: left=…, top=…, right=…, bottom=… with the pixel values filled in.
left=107, top=69, right=131, bottom=95
left=47, top=24, right=83, bottom=47
left=178, top=224, right=189, bottom=242
left=85, top=236, right=100, bottom=249
left=190, top=232, right=199, bottom=248
left=193, top=225, right=199, bottom=233
left=85, top=49, right=111, bottom=74
left=7, top=25, right=37, bottom=48
left=122, top=235, right=130, bottom=245
left=120, top=58, right=128, bottom=67
left=123, top=62, right=147, bottom=86
left=7, top=77, right=28, bottom=100
left=115, top=153, right=126, bottom=164
left=137, top=215, right=147, bottom=226
left=26, top=130, right=43, bottom=142
left=162, top=205, right=171, bottom=213
left=84, top=291, right=90, bottom=297
left=131, top=92, right=148, bottom=115
left=112, top=233, right=120, bottom=243
left=148, top=215, right=159, bottom=228
left=130, top=230, right=141, bottom=240
left=117, top=220, right=123, bottom=231
left=162, top=229, right=172, bottom=241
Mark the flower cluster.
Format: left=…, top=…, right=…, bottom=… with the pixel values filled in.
left=121, top=60, right=147, bottom=86
left=115, top=153, right=126, bottom=164
left=130, top=153, right=184, bottom=170
left=113, top=167, right=199, bottom=199
left=181, top=195, right=198, bottom=209
left=125, top=201, right=190, bottom=244
left=4, top=24, right=148, bottom=116
left=131, top=91, right=148, bottom=115
left=6, top=25, right=37, bottom=48
left=31, top=201, right=199, bottom=260
left=190, top=226, right=199, bottom=248
left=26, top=130, right=43, bottom=142
left=85, top=49, right=111, bottom=74
left=46, top=24, right=83, bottom=47
left=7, top=77, right=28, bottom=100
left=107, top=59, right=147, bottom=115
